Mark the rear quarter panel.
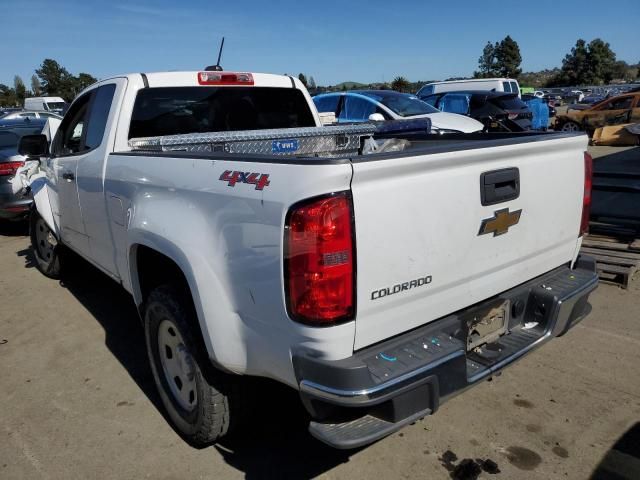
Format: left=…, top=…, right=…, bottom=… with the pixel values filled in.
left=104, top=153, right=355, bottom=386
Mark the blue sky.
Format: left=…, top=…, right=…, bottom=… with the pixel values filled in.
left=3, top=0, right=639, bottom=87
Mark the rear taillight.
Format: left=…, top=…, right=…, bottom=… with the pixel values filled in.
left=285, top=192, right=355, bottom=325
left=0, top=161, right=23, bottom=176
left=197, top=72, right=254, bottom=85
left=580, top=151, right=593, bottom=236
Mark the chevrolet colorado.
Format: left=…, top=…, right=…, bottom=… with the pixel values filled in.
left=18, top=70, right=598, bottom=449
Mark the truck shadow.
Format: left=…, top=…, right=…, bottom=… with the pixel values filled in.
left=590, top=422, right=640, bottom=480
left=17, top=246, right=354, bottom=478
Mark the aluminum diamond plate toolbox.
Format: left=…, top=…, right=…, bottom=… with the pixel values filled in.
left=128, top=124, right=378, bottom=157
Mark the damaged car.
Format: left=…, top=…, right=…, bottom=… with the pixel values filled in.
left=555, top=92, right=640, bottom=134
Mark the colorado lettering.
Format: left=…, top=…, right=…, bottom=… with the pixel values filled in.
left=370, top=275, right=433, bottom=300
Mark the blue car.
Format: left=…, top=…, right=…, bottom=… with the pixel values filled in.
left=313, top=90, right=483, bottom=133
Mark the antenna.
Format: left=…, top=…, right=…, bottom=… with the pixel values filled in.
left=205, top=37, right=225, bottom=71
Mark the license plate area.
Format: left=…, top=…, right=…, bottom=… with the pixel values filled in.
left=466, top=300, right=509, bottom=351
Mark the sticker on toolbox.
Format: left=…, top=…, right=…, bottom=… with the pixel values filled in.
left=272, top=139, right=299, bottom=153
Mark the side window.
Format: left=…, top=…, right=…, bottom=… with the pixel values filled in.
left=339, top=96, right=377, bottom=122
left=417, top=85, right=434, bottom=98
left=51, top=92, right=92, bottom=156
left=421, top=95, right=439, bottom=106
left=502, top=81, right=512, bottom=93
left=313, top=95, right=340, bottom=114
left=20, top=112, right=37, bottom=118
left=84, top=84, right=116, bottom=150
left=510, top=82, right=519, bottom=95
left=608, top=97, right=633, bottom=110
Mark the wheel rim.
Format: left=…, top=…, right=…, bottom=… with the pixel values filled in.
left=35, top=218, right=55, bottom=262
left=561, top=122, right=579, bottom=132
left=157, top=319, right=198, bottom=411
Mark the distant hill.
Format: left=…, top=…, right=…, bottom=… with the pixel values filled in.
left=333, top=81, right=367, bottom=90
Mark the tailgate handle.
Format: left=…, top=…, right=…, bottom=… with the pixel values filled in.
left=480, top=168, right=519, bottom=206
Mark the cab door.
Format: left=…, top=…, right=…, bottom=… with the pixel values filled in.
left=48, top=91, right=94, bottom=256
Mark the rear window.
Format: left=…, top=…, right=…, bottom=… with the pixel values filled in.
left=502, top=81, right=512, bottom=93
left=493, top=95, right=527, bottom=110
left=510, top=82, right=519, bottom=95
left=129, top=87, right=316, bottom=139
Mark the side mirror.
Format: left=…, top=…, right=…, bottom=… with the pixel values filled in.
left=18, top=134, right=49, bottom=158
left=368, top=113, right=385, bottom=122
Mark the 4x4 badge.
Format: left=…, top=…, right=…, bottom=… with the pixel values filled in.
left=478, top=208, right=522, bottom=237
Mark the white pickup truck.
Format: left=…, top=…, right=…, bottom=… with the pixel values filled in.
left=19, top=70, right=598, bottom=449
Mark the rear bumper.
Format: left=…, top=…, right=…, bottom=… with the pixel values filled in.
left=0, top=182, right=32, bottom=220
left=293, top=256, right=598, bottom=449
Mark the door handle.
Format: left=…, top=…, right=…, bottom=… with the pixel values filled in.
left=62, top=171, right=75, bottom=181
left=480, top=168, right=520, bottom=206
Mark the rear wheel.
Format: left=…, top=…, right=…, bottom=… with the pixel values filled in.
left=144, top=285, right=238, bottom=445
left=560, top=120, right=581, bottom=132
left=29, top=210, right=62, bottom=278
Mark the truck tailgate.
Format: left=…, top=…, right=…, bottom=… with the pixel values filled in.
left=351, top=134, right=588, bottom=350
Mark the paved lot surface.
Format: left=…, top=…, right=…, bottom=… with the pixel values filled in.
left=1, top=148, right=639, bottom=480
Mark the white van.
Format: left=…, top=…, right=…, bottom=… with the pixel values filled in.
left=417, top=78, right=521, bottom=98
left=23, top=96, right=66, bottom=114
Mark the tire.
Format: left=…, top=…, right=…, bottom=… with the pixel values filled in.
left=560, top=120, right=581, bottom=132
left=29, top=210, right=63, bottom=279
left=144, top=285, right=238, bottom=446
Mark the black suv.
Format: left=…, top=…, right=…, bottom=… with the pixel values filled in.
left=418, top=90, right=533, bottom=132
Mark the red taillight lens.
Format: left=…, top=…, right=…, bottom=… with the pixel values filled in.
left=580, top=151, right=593, bottom=236
left=285, top=192, right=355, bottom=325
left=0, top=161, right=24, bottom=176
left=197, top=72, right=254, bottom=85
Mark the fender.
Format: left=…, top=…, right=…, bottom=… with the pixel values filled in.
left=126, top=218, right=249, bottom=375
left=30, top=173, right=59, bottom=237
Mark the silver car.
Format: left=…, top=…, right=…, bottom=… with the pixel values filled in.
left=0, top=119, right=47, bottom=220
left=0, top=110, right=62, bottom=121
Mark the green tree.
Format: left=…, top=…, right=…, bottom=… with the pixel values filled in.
left=31, top=74, right=42, bottom=96
left=474, top=41, right=497, bottom=78
left=390, top=76, right=410, bottom=92
left=298, top=73, right=308, bottom=87
left=14, top=75, right=27, bottom=104
left=586, top=38, right=616, bottom=84
left=36, top=59, right=74, bottom=99
left=556, top=39, right=589, bottom=85
left=74, top=72, right=98, bottom=93
left=494, top=36, right=522, bottom=78
left=0, top=84, right=17, bottom=107
left=548, top=38, right=618, bottom=86
left=308, top=76, right=317, bottom=89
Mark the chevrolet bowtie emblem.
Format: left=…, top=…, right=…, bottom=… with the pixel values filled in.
left=478, top=208, right=522, bottom=237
